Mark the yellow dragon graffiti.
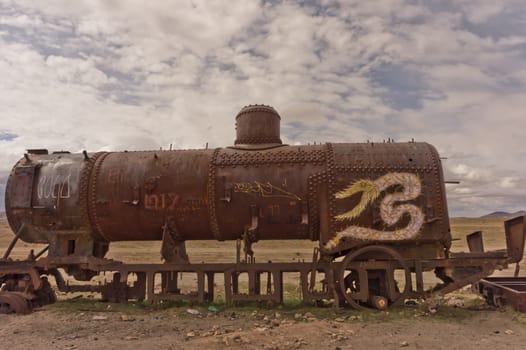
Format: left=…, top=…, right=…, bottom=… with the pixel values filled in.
left=324, top=172, right=424, bottom=249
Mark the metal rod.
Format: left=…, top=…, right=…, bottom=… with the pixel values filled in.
left=33, top=245, right=49, bottom=260
left=2, top=223, right=25, bottom=260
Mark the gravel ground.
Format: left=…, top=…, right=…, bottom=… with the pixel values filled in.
left=1, top=294, right=525, bottom=350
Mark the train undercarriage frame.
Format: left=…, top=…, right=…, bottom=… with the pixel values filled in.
left=1, top=216, right=525, bottom=314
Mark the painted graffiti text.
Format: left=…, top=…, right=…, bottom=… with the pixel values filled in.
left=233, top=181, right=301, bottom=201
left=37, top=174, right=71, bottom=199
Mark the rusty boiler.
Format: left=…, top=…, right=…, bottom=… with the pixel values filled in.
left=5, top=105, right=451, bottom=266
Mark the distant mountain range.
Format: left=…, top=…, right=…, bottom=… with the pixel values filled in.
left=479, top=210, right=526, bottom=219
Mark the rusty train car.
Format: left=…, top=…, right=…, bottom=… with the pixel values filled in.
left=1, top=105, right=525, bottom=313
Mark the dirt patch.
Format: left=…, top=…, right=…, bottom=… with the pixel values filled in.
left=1, top=295, right=526, bottom=350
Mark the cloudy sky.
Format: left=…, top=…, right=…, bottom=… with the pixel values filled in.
left=0, top=0, right=525, bottom=217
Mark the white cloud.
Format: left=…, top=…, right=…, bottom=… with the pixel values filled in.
left=450, top=164, right=483, bottom=181
left=499, top=177, right=517, bottom=189
left=0, top=13, right=42, bottom=27
left=46, top=55, right=109, bottom=86
left=459, top=0, right=505, bottom=24
left=453, top=187, right=473, bottom=195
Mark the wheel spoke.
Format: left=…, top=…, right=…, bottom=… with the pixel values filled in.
left=339, top=245, right=411, bottom=310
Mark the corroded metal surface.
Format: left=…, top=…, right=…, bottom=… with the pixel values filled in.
left=5, top=142, right=450, bottom=258
left=235, top=105, right=282, bottom=146
left=0, top=292, right=32, bottom=314
left=473, top=277, right=526, bottom=312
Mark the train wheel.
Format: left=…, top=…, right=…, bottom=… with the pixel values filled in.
left=0, top=292, right=33, bottom=314
left=339, top=245, right=411, bottom=310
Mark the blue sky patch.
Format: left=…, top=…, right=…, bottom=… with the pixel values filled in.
left=0, top=131, right=18, bottom=141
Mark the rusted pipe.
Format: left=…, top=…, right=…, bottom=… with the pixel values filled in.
left=2, top=223, right=25, bottom=260
left=33, top=245, right=49, bottom=261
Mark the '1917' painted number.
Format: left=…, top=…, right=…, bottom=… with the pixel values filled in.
left=144, top=193, right=179, bottom=210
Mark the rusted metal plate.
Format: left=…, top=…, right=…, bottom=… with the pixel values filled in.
left=90, top=150, right=213, bottom=241
left=235, top=105, right=282, bottom=146
left=214, top=145, right=324, bottom=241
left=505, top=215, right=526, bottom=263
left=467, top=231, right=484, bottom=252
left=474, top=277, right=526, bottom=312
left=7, top=165, right=36, bottom=209
left=0, top=292, right=32, bottom=314
left=5, top=153, right=90, bottom=244
left=323, top=142, right=450, bottom=257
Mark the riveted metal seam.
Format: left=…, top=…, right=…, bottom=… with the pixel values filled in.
left=79, top=152, right=104, bottom=240
left=216, top=148, right=326, bottom=166
left=326, top=143, right=336, bottom=239
left=207, top=148, right=222, bottom=240
left=86, top=152, right=111, bottom=242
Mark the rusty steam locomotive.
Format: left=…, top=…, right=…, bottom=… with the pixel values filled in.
left=1, top=105, right=525, bottom=313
